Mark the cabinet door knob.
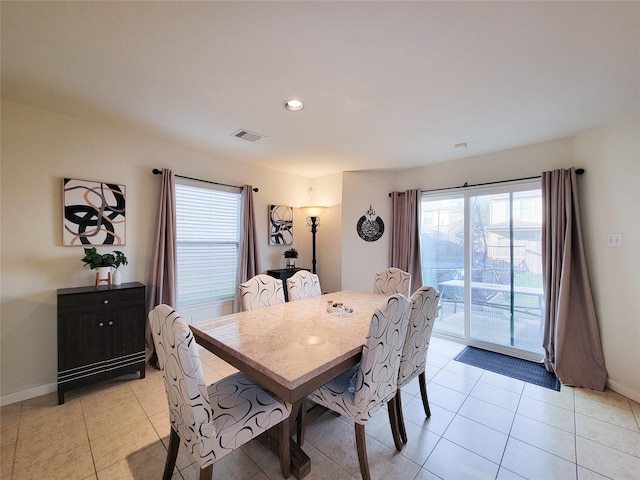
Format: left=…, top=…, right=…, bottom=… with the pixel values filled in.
left=103, top=300, right=109, bottom=305
left=98, top=322, right=104, bottom=327
left=108, top=321, right=114, bottom=326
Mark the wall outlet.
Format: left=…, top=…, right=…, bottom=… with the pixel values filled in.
left=607, top=233, right=623, bottom=248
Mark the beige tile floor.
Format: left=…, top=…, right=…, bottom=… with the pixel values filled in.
left=1, top=338, right=639, bottom=480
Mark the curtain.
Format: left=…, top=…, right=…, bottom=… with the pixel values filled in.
left=541, top=168, right=607, bottom=390
left=235, top=185, right=261, bottom=311
left=146, top=168, right=177, bottom=367
left=390, top=189, right=423, bottom=294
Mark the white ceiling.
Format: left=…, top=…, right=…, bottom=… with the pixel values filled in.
left=2, top=1, right=638, bottom=177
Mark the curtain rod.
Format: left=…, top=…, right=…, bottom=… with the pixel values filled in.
left=388, top=168, right=584, bottom=196
left=152, top=169, right=258, bottom=192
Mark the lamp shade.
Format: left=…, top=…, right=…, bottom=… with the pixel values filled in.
left=301, top=206, right=326, bottom=217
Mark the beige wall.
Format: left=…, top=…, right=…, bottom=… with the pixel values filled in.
left=395, top=138, right=576, bottom=191
left=308, top=173, right=343, bottom=294
left=341, top=170, right=395, bottom=291
left=0, top=102, right=312, bottom=403
left=2, top=101, right=638, bottom=404
left=573, top=118, right=640, bottom=401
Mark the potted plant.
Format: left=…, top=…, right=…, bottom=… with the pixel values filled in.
left=81, top=247, right=127, bottom=286
left=283, top=247, right=298, bottom=269
left=82, top=247, right=115, bottom=268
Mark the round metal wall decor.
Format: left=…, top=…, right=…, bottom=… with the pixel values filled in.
left=356, top=204, right=384, bottom=242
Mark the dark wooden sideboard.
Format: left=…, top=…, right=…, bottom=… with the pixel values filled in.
left=266, top=268, right=309, bottom=302
left=57, top=282, right=146, bottom=404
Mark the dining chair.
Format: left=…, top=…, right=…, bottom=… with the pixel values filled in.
left=393, top=285, right=440, bottom=449
left=149, top=304, right=292, bottom=480
left=239, top=274, right=285, bottom=311
left=286, top=270, right=322, bottom=301
left=373, top=267, right=411, bottom=297
left=305, top=293, right=411, bottom=480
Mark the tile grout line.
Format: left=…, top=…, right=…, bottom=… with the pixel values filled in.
left=79, top=398, right=99, bottom=479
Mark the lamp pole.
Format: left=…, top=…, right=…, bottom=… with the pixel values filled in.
left=303, top=206, right=325, bottom=275
left=308, top=216, right=319, bottom=274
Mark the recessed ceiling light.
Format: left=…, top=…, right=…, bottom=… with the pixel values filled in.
left=284, top=99, right=304, bottom=111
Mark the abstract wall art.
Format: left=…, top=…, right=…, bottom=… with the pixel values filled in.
left=269, top=205, right=293, bottom=245
left=63, top=178, right=126, bottom=246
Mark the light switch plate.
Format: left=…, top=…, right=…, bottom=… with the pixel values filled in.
left=607, top=233, right=623, bottom=248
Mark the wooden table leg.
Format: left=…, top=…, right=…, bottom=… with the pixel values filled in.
left=290, top=438, right=311, bottom=479
left=258, top=403, right=311, bottom=479
left=257, top=435, right=310, bottom=479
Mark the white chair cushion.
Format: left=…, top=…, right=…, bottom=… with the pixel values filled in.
left=209, top=372, right=292, bottom=451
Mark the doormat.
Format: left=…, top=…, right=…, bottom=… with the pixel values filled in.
left=454, top=346, right=561, bottom=391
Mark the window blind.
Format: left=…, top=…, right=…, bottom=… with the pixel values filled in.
left=175, top=183, right=241, bottom=306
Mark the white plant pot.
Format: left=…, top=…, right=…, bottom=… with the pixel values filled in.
left=112, top=270, right=122, bottom=286
left=96, top=267, right=111, bottom=280
left=94, top=266, right=112, bottom=288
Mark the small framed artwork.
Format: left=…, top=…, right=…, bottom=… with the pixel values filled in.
left=63, top=178, right=126, bottom=246
left=269, top=205, right=293, bottom=245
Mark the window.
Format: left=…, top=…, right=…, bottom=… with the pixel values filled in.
left=421, top=180, right=544, bottom=360
left=175, top=182, right=241, bottom=314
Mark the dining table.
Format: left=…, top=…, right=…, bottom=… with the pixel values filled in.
left=190, top=290, right=389, bottom=479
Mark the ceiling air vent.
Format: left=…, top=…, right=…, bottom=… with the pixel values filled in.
left=232, top=129, right=265, bottom=142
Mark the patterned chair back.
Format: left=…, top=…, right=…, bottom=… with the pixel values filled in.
left=149, top=304, right=216, bottom=468
left=352, top=293, right=411, bottom=412
left=239, top=274, right=285, bottom=311
left=373, top=267, right=411, bottom=297
left=287, top=270, right=322, bottom=301
left=398, top=286, right=440, bottom=388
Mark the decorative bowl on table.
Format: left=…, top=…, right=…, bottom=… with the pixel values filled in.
left=326, top=301, right=355, bottom=316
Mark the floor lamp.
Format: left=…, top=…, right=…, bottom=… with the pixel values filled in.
left=302, top=206, right=325, bottom=274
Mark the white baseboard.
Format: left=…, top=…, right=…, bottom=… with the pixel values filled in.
left=606, top=379, right=640, bottom=404
left=1, top=382, right=57, bottom=407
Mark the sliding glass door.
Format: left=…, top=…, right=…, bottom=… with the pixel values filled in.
left=421, top=181, right=545, bottom=360
left=421, top=195, right=465, bottom=338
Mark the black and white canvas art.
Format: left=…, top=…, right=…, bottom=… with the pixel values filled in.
left=269, top=205, right=293, bottom=245
left=63, top=178, right=126, bottom=246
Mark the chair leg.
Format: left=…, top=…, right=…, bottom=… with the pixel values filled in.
left=164, top=427, right=180, bottom=480
left=386, top=396, right=403, bottom=451
left=278, top=417, right=291, bottom=479
left=395, top=389, right=408, bottom=444
left=418, top=372, right=431, bottom=418
left=354, top=423, right=371, bottom=480
left=199, top=464, right=213, bottom=480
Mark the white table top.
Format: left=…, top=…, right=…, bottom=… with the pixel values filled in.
left=190, top=290, right=388, bottom=403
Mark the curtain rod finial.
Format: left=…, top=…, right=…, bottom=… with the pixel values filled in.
left=152, top=168, right=162, bottom=175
